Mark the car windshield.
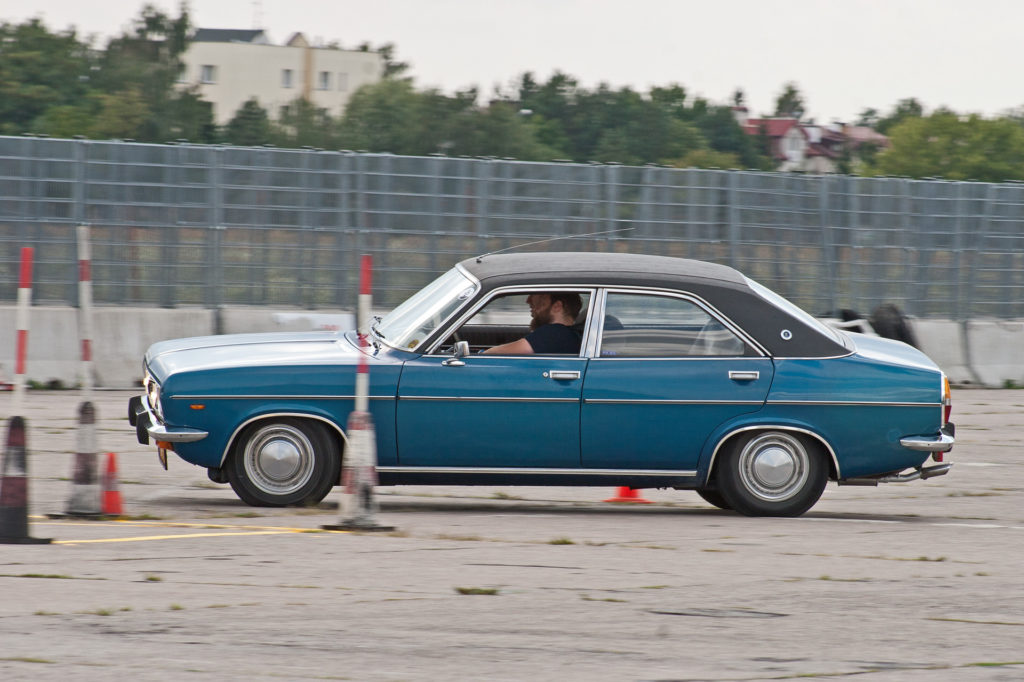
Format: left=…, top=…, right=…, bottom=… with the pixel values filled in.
left=744, top=277, right=850, bottom=348
left=371, top=267, right=478, bottom=351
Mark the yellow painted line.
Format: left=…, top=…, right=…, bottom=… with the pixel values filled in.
left=54, top=529, right=344, bottom=545
left=35, top=519, right=335, bottom=533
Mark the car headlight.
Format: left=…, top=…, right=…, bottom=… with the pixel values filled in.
left=144, top=374, right=163, bottom=420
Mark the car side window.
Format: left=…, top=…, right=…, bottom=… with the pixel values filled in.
left=432, top=291, right=591, bottom=355
left=599, top=293, right=748, bottom=357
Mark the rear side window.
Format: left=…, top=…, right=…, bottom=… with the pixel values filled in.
left=599, top=292, right=748, bottom=357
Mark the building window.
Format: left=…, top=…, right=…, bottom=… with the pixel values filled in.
left=337, top=72, right=349, bottom=92
left=317, top=71, right=330, bottom=90
left=200, top=64, right=217, bottom=84
left=282, top=69, right=293, bottom=88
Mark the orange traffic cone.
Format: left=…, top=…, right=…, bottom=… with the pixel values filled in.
left=604, top=486, right=652, bottom=504
left=101, top=452, right=123, bottom=517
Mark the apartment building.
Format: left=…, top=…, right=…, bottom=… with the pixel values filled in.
left=179, top=29, right=385, bottom=125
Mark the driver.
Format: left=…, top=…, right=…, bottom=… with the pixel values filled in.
left=483, top=292, right=583, bottom=355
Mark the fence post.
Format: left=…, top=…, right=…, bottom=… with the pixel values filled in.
left=333, top=151, right=351, bottom=309
left=71, top=139, right=87, bottom=307
left=604, top=164, right=619, bottom=251
left=726, top=171, right=740, bottom=269
left=206, top=146, right=224, bottom=317
left=475, top=159, right=490, bottom=257
left=951, top=182, right=967, bottom=323
left=817, top=175, right=837, bottom=314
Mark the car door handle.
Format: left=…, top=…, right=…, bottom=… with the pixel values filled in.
left=728, top=370, right=760, bottom=381
left=544, top=370, right=581, bottom=380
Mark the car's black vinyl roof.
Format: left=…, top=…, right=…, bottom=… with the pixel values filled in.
left=458, top=251, right=849, bottom=358
left=461, top=252, right=747, bottom=289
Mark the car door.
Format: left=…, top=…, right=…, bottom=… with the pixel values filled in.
left=395, top=288, right=592, bottom=468
left=580, top=289, right=773, bottom=472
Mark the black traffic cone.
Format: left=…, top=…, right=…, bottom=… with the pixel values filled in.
left=0, top=416, right=52, bottom=544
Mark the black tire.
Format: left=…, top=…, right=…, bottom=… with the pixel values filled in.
left=870, top=303, right=918, bottom=348
left=717, top=431, right=828, bottom=517
left=226, top=418, right=341, bottom=507
left=696, top=489, right=732, bottom=510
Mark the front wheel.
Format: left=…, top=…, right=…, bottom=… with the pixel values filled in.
left=227, top=418, right=340, bottom=507
left=717, top=431, right=827, bottom=517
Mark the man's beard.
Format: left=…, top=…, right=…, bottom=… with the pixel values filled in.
left=529, top=307, right=553, bottom=331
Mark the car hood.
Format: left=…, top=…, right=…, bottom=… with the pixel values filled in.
left=144, top=331, right=380, bottom=384
left=845, top=332, right=940, bottom=372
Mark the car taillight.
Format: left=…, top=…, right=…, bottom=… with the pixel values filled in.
left=942, top=375, right=952, bottom=425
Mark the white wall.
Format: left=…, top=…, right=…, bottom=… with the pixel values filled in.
left=180, top=42, right=384, bottom=124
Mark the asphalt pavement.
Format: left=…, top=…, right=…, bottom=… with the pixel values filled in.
left=1, top=388, right=1022, bottom=681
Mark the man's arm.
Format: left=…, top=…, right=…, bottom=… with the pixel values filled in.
left=482, top=337, right=534, bottom=355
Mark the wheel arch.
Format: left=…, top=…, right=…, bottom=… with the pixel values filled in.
left=217, top=412, right=348, bottom=467
left=704, top=424, right=840, bottom=484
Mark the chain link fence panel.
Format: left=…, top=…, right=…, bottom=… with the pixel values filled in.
left=3, top=136, right=1022, bottom=318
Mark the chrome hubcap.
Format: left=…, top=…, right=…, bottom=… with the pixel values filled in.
left=738, top=433, right=809, bottom=502
left=243, top=424, right=315, bottom=495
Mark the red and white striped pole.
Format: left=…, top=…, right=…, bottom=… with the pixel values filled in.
left=322, top=254, right=393, bottom=532
left=12, top=248, right=33, bottom=415
left=354, top=254, right=372, bottom=413
left=77, top=226, right=94, bottom=395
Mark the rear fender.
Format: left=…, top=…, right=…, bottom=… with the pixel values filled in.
left=701, top=419, right=840, bottom=484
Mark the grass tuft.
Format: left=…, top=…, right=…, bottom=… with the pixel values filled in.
left=455, top=587, right=499, bottom=596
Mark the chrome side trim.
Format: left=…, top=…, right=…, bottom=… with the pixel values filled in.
left=398, top=395, right=579, bottom=403
left=172, top=395, right=394, bottom=401
left=767, top=400, right=941, bottom=407
left=378, top=466, right=698, bottom=477
left=585, top=399, right=764, bottom=406
left=707, top=425, right=841, bottom=482
left=899, top=432, right=955, bottom=453
left=219, top=412, right=348, bottom=467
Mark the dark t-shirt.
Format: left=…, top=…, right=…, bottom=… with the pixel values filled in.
left=525, top=323, right=582, bottom=354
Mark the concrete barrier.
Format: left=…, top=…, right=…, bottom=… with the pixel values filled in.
left=0, top=305, right=1018, bottom=389
left=0, top=306, right=353, bottom=388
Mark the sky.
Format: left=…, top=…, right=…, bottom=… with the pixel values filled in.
left=5, top=0, right=1023, bottom=125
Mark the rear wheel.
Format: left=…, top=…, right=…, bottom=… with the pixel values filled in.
left=717, top=431, right=827, bottom=517
left=227, top=418, right=340, bottom=507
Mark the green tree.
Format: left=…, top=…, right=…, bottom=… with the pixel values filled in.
left=774, top=82, right=806, bottom=119
left=875, top=98, right=924, bottom=134
left=224, top=98, right=274, bottom=146
left=336, top=79, right=424, bottom=153
left=868, top=111, right=1024, bottom=181
left=357, top=42, right=410, bottom=79
left=92, top=3, right=192, bottom=141
left=274, top=98, right=339, bottom=149
left=0, top=19, right=96, bottom=134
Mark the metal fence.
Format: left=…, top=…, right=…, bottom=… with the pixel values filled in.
left=3, top=135, right=1024, bottom=319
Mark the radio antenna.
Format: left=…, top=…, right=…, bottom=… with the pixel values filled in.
left=475, top=227, right=635, bottom=262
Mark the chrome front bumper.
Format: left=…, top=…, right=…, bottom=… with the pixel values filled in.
left=128, top=395, right=209, bottom=445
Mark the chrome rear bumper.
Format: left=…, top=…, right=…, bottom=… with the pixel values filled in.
left=900, top=423, right=955, bottom=453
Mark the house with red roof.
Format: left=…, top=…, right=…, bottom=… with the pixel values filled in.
left=733, top=107, right=888, bottom=173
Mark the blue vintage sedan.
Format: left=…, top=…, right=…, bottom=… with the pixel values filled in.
left=129, top=252, right=954, bottom=516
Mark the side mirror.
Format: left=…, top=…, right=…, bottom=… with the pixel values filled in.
left=442, top=340, right=470, bottom=367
